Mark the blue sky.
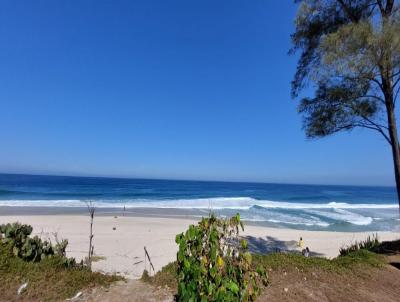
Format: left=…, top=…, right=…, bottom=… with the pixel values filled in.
left=0, top=0, right=395, bottom=186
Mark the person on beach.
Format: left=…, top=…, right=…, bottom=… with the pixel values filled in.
left=298, top=237, right=304, bottom=249
left=302, top=247, right=310, bottom=257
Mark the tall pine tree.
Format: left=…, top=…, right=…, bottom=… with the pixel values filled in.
left=291, top=0, right=400, bottom=209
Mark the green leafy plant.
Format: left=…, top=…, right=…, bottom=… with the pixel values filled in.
left=54, top=238, right=69, bottom=257
left=0, top=222, right=75, bottom=265
left=175, top=213, right=268, bottom=302
left=339, top=234, right=380, bottom=256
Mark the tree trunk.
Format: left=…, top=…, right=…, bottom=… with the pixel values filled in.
left=88, top=211, right=94, bottom=270
left=385, top=98, right=400, bottom=210
left=381, top=2, right=398, bottom=209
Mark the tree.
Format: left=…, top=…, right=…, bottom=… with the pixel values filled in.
left=291, top=0, right=400, bottom=208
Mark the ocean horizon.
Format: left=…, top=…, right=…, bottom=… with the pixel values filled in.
left=0, top=173, right=399, bottom=232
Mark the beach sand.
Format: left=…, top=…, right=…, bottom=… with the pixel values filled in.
left=0, top=214, right=399, bottom=278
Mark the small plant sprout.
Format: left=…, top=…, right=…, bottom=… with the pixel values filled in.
left=86, top=200, right=96, bottom=270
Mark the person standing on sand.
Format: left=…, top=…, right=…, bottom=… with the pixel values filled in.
left=298, top=237, right=311, bottom=257
left=298, top=237, right=304, bottom=249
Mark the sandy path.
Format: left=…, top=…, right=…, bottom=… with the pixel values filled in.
left=83, top=280, right=173, bottom=302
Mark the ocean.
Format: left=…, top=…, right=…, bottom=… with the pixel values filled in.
left=0, top=174, right=399, bottom=232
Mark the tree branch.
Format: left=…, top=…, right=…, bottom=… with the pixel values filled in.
left=358, top=94, right=386, bottom=105
left=368, top=76, right=385, bottom=92
left=394, top=84, right=400, bottom=105
left=376, top=0, right=385, bottom=14
left=393, top=75, right=400, bottom=90
left=341, top=102, right=391, bottom=143
left=385, top=0, right=394, bottom=15
left=353, top=122, right=392, bottom=145
left=338, top=74, right=385, bottom=93
left=360, top=113, right=389, bottom=130
left=392, top=69, right=400, bottom=79
left=336, top=0, right=359, bottom=22
left=344, top=102, right=387, bottom=128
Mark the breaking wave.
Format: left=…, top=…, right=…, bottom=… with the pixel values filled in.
left=0, top=196, right=396, bottom=210
left=1, top=197, right=398, bottom=228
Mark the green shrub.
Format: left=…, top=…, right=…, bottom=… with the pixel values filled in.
left=0, top=222, right=75, bottom=266
left=339, top=234, right=380, bottom=256
left=54, top=238, right=69, bottom=257
left=175, top=214, right=268, bottom=302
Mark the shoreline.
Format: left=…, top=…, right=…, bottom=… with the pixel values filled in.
left=0, top=212, right=399, bottom=279
left=0, top=205, right=201, bottom=218
left=1, top=205, right=399, bottom=232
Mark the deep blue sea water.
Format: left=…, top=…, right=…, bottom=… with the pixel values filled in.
left=0, top=174, right=399, bottom=232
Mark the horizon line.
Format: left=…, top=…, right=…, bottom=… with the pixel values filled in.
left=0, top=172, right=395, bottom=189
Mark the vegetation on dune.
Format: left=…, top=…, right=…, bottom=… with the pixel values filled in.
left=142, top=217, right=392, bottom=302
left=142, top=261, right=178, bottom=290
left=0, top=222, right=73, bottom=265
left=144, top=249, right=386, bottom=294
left=339, top=234, right=400, bottom=256
left=253, top=249, right=385, bottom=273
left=174, top=214, right=268, bottom=301
left=0, top=222, right=121, bottom=301
left=373, top=238, right=400, bottom=254
left=339, top=233, right=381, bottom=256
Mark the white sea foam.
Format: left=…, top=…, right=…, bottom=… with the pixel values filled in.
left=242, top=208, right=331, bottom=227
left=240, top=213, right=330, bottom=227
left=1, top=197, right=395, bottom=227
left=304, top=209, right=373, bottom=225
left=266, top=219, right=330, bottom=227
left=0, top=197, right=396, bottom=210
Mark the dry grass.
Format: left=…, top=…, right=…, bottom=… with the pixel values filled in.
left=0, top=242, right=122, bottom=302
left=143, top=249, right=385, bottom=289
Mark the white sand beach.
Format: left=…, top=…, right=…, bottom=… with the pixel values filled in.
left=0, top=215, right=399, bottom=279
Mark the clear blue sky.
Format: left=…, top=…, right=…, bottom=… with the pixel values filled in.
left=0, top=0, right=395, bottom=186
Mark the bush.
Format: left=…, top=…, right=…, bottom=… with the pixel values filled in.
left=175, top=214, right=268, bottom=302
left=339, top=234, right=380, bottom=256
left=0, top=222, right=75, bottom=266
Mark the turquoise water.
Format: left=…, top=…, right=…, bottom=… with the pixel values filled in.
left=0, top=174, right=399, bottom=232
